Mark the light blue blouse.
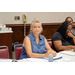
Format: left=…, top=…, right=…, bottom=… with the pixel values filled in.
left=20, top=33, right=46, bottom=59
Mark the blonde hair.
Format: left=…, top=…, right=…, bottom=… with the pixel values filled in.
left=30, top=18, right=43, bottom=33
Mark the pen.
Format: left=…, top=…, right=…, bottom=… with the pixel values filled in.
left=53, top=56, right=62, bottom=60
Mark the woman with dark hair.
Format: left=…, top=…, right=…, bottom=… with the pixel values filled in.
left=65, top=17, right=73, bottom=24
left=51, top=21, right=75, bottom=52
left=65, top=17, right=75, bottom=35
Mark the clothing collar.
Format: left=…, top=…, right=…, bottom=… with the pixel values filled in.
left=31, top=33, right=42, bottom=40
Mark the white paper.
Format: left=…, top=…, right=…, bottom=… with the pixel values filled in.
left=17, top=59, right=31, bottom=62
left=54, top=58, right=71, bottom=62
left=0, top=59, right=12, bottom=62
left=26, top=58, right=48, bottom=62
left=59, top=50, right=75, bottom=56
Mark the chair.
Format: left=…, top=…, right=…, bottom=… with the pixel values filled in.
left=14, top=44, right=23, bottom=60
left=0, top=46, right=9, bottom=59
left=48, top=41, right=52, bottom=47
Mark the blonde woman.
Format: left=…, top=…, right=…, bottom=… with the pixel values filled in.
left=20, top=18, right=56, bottom=59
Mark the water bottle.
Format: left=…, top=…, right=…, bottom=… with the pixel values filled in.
left=49, top=51, right=53, bottom=62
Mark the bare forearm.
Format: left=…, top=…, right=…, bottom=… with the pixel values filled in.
left=57, top=45, right=72, bottom=51
left=27, top=53, right=45, bottom=58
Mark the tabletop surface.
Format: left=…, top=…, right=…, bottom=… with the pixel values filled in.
left=0, top=31, right=13, bottom=33
left=0, top=50, right=75, bottom=62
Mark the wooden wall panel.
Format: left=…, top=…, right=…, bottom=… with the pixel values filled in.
left=42, top=23, right=61, bottom=39
left=0, top=33, right=12, bottom=59
left=6, top=23, right=61, bottom=44
left=6, top=22, right=75, bottom=44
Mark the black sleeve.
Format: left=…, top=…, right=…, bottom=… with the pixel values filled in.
left=52, top=32, right=62, bottom=41
left=68, top=37, right=74, bottom=45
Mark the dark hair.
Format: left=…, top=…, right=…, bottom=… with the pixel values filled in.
left=65, top=17, right=73, bottom=22
left=57, top=21, right=72, bottom=39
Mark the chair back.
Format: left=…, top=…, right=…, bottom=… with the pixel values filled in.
left=48, top=41, right=52, bottom=47
left=14, top=44, right=23, bottom=60
left=0, top=46, right=9, bottom=59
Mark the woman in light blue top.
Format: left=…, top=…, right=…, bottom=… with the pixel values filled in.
left=20, top=18, right=56, bottom=59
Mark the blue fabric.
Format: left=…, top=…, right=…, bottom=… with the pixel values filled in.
left=20, top=33, right=46, bottom=59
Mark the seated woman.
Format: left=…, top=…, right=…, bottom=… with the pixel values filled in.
left=20, top=18, right=56, bottom=59
left=51, top=21, right=75, bottom=52
left=65, top=17, right=73, bottom=24
left=65, top=17, right=75, bottom=35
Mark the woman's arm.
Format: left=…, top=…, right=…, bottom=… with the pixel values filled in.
left=23, top=36, right=49, bottom=58
left=45, top=37, right=57, bottom=57
left=67, top=32, right=75, bottom=45
left=72, top=36, right=75, bottom=45
left=53, top=40, right=75, bottom=51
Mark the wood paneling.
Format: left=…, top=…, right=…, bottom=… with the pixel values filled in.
left=6, top=22, right=75, bottom=44
left=6, top=24, right=30, bottom=43
left=0, top=33, right=12, bottom=59
left=42, top=23, right=61, bottom=39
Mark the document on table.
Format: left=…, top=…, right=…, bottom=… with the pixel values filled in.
left=59, top=50, right=75, bottom=56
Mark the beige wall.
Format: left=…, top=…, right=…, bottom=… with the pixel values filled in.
left=0, top=12, right=75, bottom=24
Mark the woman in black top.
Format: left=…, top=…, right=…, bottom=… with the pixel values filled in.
left=51, top=21, right=75, bottom=52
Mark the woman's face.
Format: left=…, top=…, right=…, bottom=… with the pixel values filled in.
left=32, top=22, right=42, bottom=35
left=66, top=25, right=73, bottom=35
left=66, top=18, right=73, bottom=24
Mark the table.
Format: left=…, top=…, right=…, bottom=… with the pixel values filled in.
left=0, top=50, right=75, bottom=62
left=17, top=50, right=75, bottom=62
left=54, top=53, right=75, bottom=62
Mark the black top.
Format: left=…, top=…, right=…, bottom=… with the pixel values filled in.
left=51, top=32, right=74, bottom=52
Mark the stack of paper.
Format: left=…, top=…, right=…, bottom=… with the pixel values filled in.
left=59, top=50, right=75, bottom=56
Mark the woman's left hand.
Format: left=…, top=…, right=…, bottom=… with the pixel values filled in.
left=52, top=50, right=57, bottom=57
left=48, top=50, right=57, bottom=57
left=67, top=32, right=74, bottom=38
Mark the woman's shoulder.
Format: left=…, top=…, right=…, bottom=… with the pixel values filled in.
left=26, top=33, right=33, bottom=39
left=27, top=33, right=31, bottom=37
left=39, top=34, right=45, bottom=39
left=24, top=36, right=30, bottom=42
left=53, top=32, right=61, bottom=37
left=52, top=32, right=62, bottom=41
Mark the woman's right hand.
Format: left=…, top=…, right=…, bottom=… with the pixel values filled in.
left=44, top=51, right=49, bottom=58
left=44, top=50, right=57, bottom=58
